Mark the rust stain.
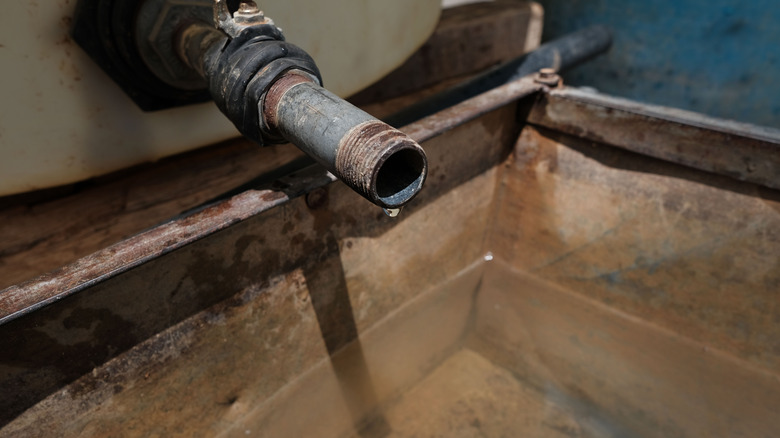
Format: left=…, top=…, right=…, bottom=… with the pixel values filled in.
left=262, top=71, right=316, bottom=131
left=0, top=188, right=293, bottom=325
left=528, top=89, right=780, bottom=191
left=492, top=125, right=780, bottom=372
left=403, top=77, right=541, bottom=144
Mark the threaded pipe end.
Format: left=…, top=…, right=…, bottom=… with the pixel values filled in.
left=336, top=120, right=427, bottom=208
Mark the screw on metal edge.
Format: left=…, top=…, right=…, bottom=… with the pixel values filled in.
left=534, top=68, right=562, bottom=87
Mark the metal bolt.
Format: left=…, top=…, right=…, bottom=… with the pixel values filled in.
left=534, top=68, right=562, bottom=87
left=237, top=2, right=259, bottom=14
left=234, top=1, right=265, bottom=24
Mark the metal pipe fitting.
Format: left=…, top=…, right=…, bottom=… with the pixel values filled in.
left=263, top=72, right=427, bottom=208
left=174, top=2, right=427, bottom=208
left=175, top=22, right=226, bottom=80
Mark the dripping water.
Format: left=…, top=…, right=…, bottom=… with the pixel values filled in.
left=383, top=208, right=401, bottom=218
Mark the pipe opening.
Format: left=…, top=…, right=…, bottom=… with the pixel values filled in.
left=375, top=148, right=427, bottom=207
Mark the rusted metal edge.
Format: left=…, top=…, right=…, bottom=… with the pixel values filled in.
left=528, top=88, right=780, bottom=190
left=0, top=167, right=336, bottom=326
left=404, top=76, right=543, bottom=144
left=0, top=75, right=546, bottom=326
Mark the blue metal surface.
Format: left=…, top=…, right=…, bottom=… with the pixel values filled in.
left=538, top=0, right=780, bottom=128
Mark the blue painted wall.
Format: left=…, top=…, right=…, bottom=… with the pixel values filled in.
left=538, top=0, right=780, bottom=128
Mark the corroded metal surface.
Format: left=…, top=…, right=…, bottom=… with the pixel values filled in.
left=0, top=140, right=306, bottom=291
left=0, top=104, right=520, bottom=432
left=528, top=88, right=780, bottom=190
left=470, top=262, right=780, bottom=437
left=490, top=124, right=780, bottom=371
left=261, top=71, right=315, bottom=130
left=384, top=25, right=611, bottom=128
left=0, top=166, right=335, bottom=325
left=0, top=0, right=528, bottom=291
left=3, top=68, right=780, bottom=437
left=0, top=71, right=529, bottom=327
left=265, top=73, right=428, bottom=209
left=2, top=263, right=483, bottom=438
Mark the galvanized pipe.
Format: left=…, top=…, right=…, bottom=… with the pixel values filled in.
left=177, top=23, right=427, bottom=209
left=263, top=71, right=427, bottom=208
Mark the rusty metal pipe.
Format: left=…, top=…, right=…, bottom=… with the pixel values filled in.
left=177, top=22, right=427, bottom=209
left=263, top=71, right=427, bottom=208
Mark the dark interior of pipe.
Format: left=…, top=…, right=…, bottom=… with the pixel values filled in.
left=375, top=148, right=426, bottom=206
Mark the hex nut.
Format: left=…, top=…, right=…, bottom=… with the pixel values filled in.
left=137, top=0, right=213, bottom=90
left=534, top=68, right=562, bottom=87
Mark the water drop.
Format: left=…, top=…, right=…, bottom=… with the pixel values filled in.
left=383, top=208, right=401, bottom=218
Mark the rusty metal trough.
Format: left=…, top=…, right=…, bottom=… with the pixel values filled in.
left=1, top=31, right=780, bottom=438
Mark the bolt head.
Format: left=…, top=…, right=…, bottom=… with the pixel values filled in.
left=234, top=1, right=265, bottom=24
left=237, top=2, right=260, bottom=14
left=539, top=68, right=556, bottom=79
left=534, top=68, right=562, bottom=87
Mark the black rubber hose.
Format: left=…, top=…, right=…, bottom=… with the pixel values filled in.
left=203, top=24, right=322, bottom=145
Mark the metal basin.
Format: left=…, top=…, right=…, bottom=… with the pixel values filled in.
left=1, top=84, right=779, bottom=437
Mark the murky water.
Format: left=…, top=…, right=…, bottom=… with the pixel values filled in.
left=224, top=258, right=780, bottom=438
left=336, top=260, right=632, bottom=438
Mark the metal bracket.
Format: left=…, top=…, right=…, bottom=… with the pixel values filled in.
left=533, top=68, right=563, bottom=88
left=214, top=0, right=275, bottom=38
